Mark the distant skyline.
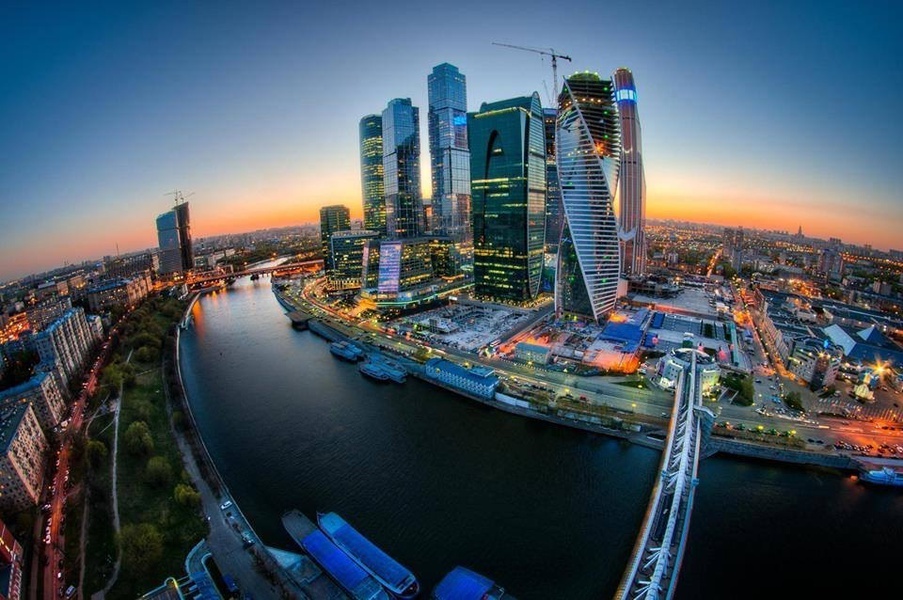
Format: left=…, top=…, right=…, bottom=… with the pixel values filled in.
left=2, top=0, right=901, bottom=281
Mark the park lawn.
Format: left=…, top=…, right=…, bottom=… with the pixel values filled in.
left=84, top=414, right=117, bottom=594
left=109, top=354, right=207, bottom=597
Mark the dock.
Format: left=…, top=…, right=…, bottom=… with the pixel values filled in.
left=286, top=310, right=313, bottom=330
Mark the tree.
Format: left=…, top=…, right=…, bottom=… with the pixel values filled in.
left=124, top=421, right=154, bottom=456
left=86, top=440, right=108, bottom=467
left=784, top=391, right=804, bottom=412
left=174, top=483, right=202, bottom=507
left=120, top=523, right=163, bottom=574
left=145, top=456, right=172, bottom=486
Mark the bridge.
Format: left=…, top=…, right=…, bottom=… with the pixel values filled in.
left=189, top=258, right=323, bottom=287
left=615, top=350, right=716, bottom=600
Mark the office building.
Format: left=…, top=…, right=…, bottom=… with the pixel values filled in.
left=383, top=99, right=423, bottom=239
left=360, top=115, right=387, bottom=237
left=156, top=202, right=193, bottom=275
left=543, top=108, right=563, bottom=252
left=613, top=68, right=647, bottom=276
left=428, top=64, right=471, bottom=241
left=328, top=230, right=380, bottom=293
left=0, top=403, right=48, bottom=513
left=556, top=73, right=621, bottom=321
left=319, top=205, right=351, bottom=271
left=468, top=93, right=546, bottom=302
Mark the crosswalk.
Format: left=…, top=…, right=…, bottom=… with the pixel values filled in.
left=815, top=397, right=901, bottom=422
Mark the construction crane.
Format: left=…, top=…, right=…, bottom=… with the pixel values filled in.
left=492, top=42, right=572, bottom=100
left=165, top=189, right=194, bottom=207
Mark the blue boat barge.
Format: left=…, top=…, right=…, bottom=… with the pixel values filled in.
left=302, top=530, right=391, bottom=600
left=331, top=341, right=365, bottom=362
left=318, top=512, right=420, bottom=599
left=431, top=566, right=512, bottom=600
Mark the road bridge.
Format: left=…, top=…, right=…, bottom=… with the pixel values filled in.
left=615, top=350, right=715, bottom=600
left=189, top=258, right=323, bottom=287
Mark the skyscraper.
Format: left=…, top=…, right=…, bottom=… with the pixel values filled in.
left=543, top=107, right=563, bottom=252
left=556, top=73, right=621, bottom=321
left=319, top=205, right=351, bottom=270
left=156, top=201, right=193, bottom=275
left=468, top=93, right=546, bottom=302
left=383, top=98, right=423, bottom=239
left=613, top=68, right=646, bottom=277
left=359, top=115, right=387, bottom=237
left=428, top=63, right=471, bottom=241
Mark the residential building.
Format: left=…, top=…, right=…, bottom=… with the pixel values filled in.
left=328, top=230, right=379, bottom=293
left=0, top=370, right=66, bottom=431
left=428, top=63, right=471, bottom=241
left=556, top=73, right=621, bottom=321
left=360, top=115, right=387, bottom=237
left=383, top=98, right=423, bottom=239
left=0, top=403, right=48, bottom=513
left=319, top=205, right=351, bottom=271
left=86, top=273, right=152, bottom=312
left=29, top=307, right=97, bottom=389
left=613, top=68, right=647, bottom=276
left=468, top=93, right=546, bottom=302
left=723, top=227, right=744, bottom=272
left=0, top=517, right=23, bottom=600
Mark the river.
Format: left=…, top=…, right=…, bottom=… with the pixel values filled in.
left=179, top=277, right=903, bottom=599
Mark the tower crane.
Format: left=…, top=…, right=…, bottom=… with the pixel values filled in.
left=491, top=42, right=572, bottom=100
left=165, top=189, right=195, bottom=207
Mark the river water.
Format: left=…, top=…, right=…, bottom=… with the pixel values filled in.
left=179, top=278, right=903, bottom=599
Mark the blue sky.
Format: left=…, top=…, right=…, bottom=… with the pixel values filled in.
left=1, top=0, right=901, bottom=281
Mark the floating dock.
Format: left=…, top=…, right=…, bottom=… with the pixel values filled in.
left=286, top=310, right=313, bottom=330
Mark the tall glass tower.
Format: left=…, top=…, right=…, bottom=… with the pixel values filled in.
left=613, top=68, right=646, bottom=276
left=556, top=73, right=621, bottom=321
left=156, top=202, right=192, bottom=274
left=428, top=63, right=471, bottom=242
left=543, top=107, right=562, bottom=252
left=359, top=115, right=386, bottom=237
left=319, top=205, right=350, bottom=270
left=468, top=93, right=546, bottom=302
left=382, top=98, right=423, bottom=239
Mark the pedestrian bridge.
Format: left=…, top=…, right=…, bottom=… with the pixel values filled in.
left=615, top=351, right=715, bottom=600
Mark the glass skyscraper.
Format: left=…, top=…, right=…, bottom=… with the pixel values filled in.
left=382, top=98, right=423, bottom=239
left=543, top=107, right=562, bottom=252
left=428, top=63, right=471, bottom=241
left=319, top=204, right=350, bottom=271
left=156, top=202, right=192, bottom=275
left=556, top=73, right=621, bottom=321
left=469, top=93, right=546, bottom=302
left=613, top=68, right=646, bottom=277
left=359, top=115, right=386, bottom=237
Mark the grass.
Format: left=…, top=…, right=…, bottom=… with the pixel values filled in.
left=84, top=414, right=117, bottom=594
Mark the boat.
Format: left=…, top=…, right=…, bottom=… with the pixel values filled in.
left=331, top=341, right=364, bottom=362
left=359, top=361, right=390, bottom=382
left=301, top=530, right=392, bottom=600
left=860, top=466, right=903, bottom=487
left=317, top=512, right=420, bottom=599
left=369, top=354, right=407, bottom=383
left=432, top=566, right=512, bottom=600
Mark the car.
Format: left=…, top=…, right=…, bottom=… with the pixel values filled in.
left=220, top=500, right=233, bottom=511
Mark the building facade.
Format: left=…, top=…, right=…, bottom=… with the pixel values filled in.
left=86, top=273, right=152, bottom=313
left=613, top=68, right=646, bottom=277
left=556, top=73, right=621, bottom=321
left=156, top=202, right=193, bottom=275
left=468, top=93, right=546, bottom=302
left=428, top=63, right=471, bottom=242
left=0, top=371, right=66, bottom=431
left=319, top=205, right=351, bottom=271
left=30, top=307, right=98, bottom=390
left=383, top=98, right=423, bottom=239
left=0, top=517, right=23, bottom=600
left=723, top=227, right=744, bottom=272
left=359, top=115, right=387, bottom=237
left=327, top=230, right=379, bottom=293
left=0, top=403, right=48, bottom=513
left=543, top=108, right=563, bottom=253
left=423, top=358, right=499, bottom=399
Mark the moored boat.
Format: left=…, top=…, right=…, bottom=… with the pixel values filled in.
left=359, top=361, right=391, bottom=382
left=332, top=341, right=364, bottom=362
left=318, top=512, right=420, bottom=599
left=860, top=466, right=903, bottom=487
left=432, top=566, right=512, bottom=600
left=369, top=354, right=407, bottom=383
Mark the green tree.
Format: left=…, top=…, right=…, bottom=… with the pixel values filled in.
left=124, top=421, right=154, bottom=456
left=134, top=346, right=159, bottom=364
left=86, top=440, right=108, bottom=468
left=174, top=483, right=202, bottom=507
left=784, top=391, right=804, bottom=412
left=145, top=456, right=172, bottom=487
left=120, top=523, right=163, bottom=574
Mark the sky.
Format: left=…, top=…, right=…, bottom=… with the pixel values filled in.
left=1, top=0, right=901, bottom=281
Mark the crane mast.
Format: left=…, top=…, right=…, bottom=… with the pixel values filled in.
left=491, top=42, right=572, bottom=101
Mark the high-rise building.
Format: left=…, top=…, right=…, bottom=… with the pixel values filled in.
left=613, top=68, right=646, bottom=277
left=359, top=115, right=387, bottom=237
left=428, top=63, right=471, bottom=242
left=0, top=516, right=24, bottom=600
left=543, top=107, right=563, bottom=252
left=383, top=98, right=423, bottom=239
left=723, top=227, right=744, bottom=272
left=0, top=403, right=48, bottom=513
left=556, top=73, right=621, bottom=321
left=319, top=205, right=351, bottom=270
left=469, top=93, right=546, bottom=302
left=327, top=230, right=380, bottom=293
left=30, top=307, right=98, bottom=390
left=156, top=202, right=193, bottom=275
left=0, top=370, right=66, bottom=431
